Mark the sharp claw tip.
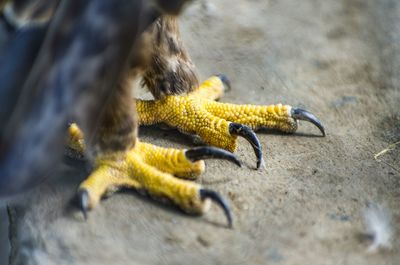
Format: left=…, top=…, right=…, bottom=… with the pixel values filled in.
left=256, top=157, right=265, bottom=170
left=232, top=157, right=242, bottom=168
left=229, top=123, right=263, bottom=169
left=200, top=189, right=232, bottom=228
left=77, top=189, right=89, bottom=220
left=291, top=108, right=325, bottom=136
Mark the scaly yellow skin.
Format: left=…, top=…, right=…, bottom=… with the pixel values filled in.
left=135, top=142, right=205, bottom=179
left=71, top=137, right=208, bottom=214
left=80, top=145, right=208, bottom=214
left=137, top=76, right=298, bottom=152
left=68, top=76, right=299, bottom=215
left=68, top=125, right=205, bottom=179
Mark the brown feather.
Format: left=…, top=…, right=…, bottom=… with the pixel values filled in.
left=0, top=0, right=196, bottom=195
left=140, top=15, right=199, bottom=99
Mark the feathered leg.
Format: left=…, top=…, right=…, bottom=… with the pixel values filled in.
left=72, top=27, right=238, bottom=227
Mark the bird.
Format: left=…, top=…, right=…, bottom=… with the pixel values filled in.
left=0, top=0, right=324, bottom=228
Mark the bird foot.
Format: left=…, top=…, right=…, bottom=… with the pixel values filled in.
left=137, top=75, right=325, bottom=168
left=68, top=135, right=237, bottom=227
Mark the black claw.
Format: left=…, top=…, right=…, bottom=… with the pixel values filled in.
left=185, top=147, right=242, bottom=167
left=77, top=189, right=89, bottom=220
left=200, top=189, right=232, bottom=228
left=215, top=74, right=231, bottom=91
left=228, top=122, right=263, bottom=169
left=291, top=108, right=325, bottom=136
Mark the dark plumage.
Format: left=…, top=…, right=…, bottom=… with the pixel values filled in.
left=0, top=0, right=194, bottom=196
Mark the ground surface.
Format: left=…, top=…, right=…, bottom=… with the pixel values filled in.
left=2, top=0, right=400, bottom=264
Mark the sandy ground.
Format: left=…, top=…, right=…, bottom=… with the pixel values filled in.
left=2, top=0, right=400, bottom=264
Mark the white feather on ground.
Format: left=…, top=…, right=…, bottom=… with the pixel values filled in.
left=362, top=203, right=393, bottom=252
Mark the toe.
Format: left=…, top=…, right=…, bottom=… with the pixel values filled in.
left=136, top=142, right=206, bottom=179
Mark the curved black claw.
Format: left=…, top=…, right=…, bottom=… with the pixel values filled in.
left=185, top=146, right=242, bottom=167
left=216, top=74, right=231, bottom=91
left=228, top=122, right=263, bottom=169
left=77, top=189, right=89, bottom=220
left=200, top=189, right=232, bottom=228
left=291, top=108, right=325, bottom=136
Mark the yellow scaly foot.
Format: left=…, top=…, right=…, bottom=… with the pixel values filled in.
left=67, top=126, right=239, bottom=227
left=137, top=75, right=325, bottom=168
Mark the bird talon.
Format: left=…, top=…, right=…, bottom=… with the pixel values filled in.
left=185, top=146, right=241, bottom=167
left=215, top=74, right=231, bottom=92
left=77, top=189, right=89, bottom=220
left=290, top=108, right=325, bottom=136
left=199, top=188, right=232, bottom=228
left=228, top=122, right=263, bottom=169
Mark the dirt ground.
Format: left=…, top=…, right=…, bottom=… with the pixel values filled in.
left=2, top=0, right=400, bottom=264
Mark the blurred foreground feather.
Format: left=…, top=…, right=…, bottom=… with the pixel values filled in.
left=362, top=203, right=393, bottom=253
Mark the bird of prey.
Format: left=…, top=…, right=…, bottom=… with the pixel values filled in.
left=0, top=0, right=324, bottom=227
